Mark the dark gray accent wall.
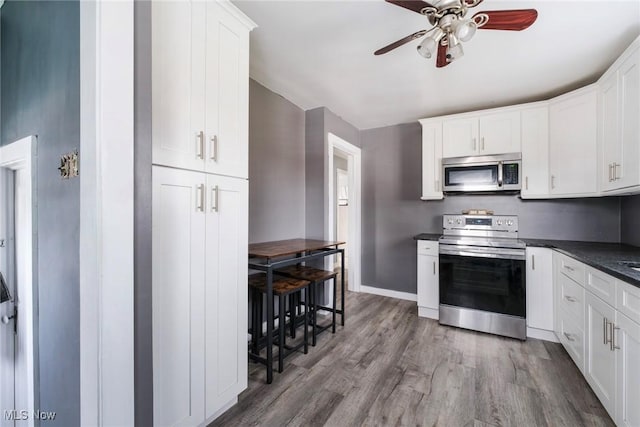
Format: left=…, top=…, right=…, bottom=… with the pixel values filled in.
left=249, top=80, right=306, bottom=242
left=1, top=1, right=80, bottom=425
left=361, top=122, right=622, bottom=294
left=134, top=1, right=153, bottom=425
left=621, top=195, right=640, bottom=247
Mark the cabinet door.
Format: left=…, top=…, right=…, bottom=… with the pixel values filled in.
left=600, top=73, right=620, bottom=192
left=205, top=175, right=248, bottom=416
left=417, top=253, right=438, bottom=311
left=615, top=313, right=640, bottom=427
left=478, top=111, right=521, bottom=155
left=521, top=106, right=549, bottom=198
left=205, top=3, right=250, bottom=179
left=526, top=247, right=554, bottom=331
left=421, top=121, right=443, bottom=200
left=549, top=88, right=598, bottom=196
left=585, top=292, right=617, bottom=419
left=153, top=166, right=206, bottom=427
left=616, top=49, right=640, bottom=190
left=442, top=118, right=478, bottom=158
left=152, top=1, right=206, bottom=172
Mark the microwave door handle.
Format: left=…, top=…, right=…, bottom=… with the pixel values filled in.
left=497, top=162, right=503, bottom=187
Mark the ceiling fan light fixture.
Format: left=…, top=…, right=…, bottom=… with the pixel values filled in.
left=416, top=27, right=444, bottom=59
left=453, top=18, right=477, bottom=42
left=445, top=33, right=464, bottom=61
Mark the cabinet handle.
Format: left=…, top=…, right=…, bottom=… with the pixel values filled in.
left=196, top=184, right=205, bottom=212
left=211, top=185, right=219, bottom=212
left=551, top=175, right=555, bottom=189
left=472, top=138, right=477, bottom=151
left=564, top=295, right=577, bottom=303
left=613, top=163, right=620, bottom=180
left=481, top=137, right=485, bottom=151
left=525, top=176, right=529, bottom=191
left=608, top=163, right=613, bottom=182
left=532, top=254, right=535, bottom=270
left=610, top=322, right=620, bottom=351
left=563, top=264, right=575, bottom=272
left=210, top=135, right=218, bottom=162
left=433, top=261, right=436, bottom=275
left=197, top=131, right=205, bottom=159
left=604, top=317, right=608, bottom=345
left=563, top=332, right=575, bottom=342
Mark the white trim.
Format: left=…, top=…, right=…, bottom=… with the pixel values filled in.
left=203, top=397, right=238, bottom=426
left=418, top=306, right=439, bottom=320
left=327, top=133, right=362, bottom=294
left=80, top=2, right=135, bottom=426
left=360, top=285, right=417, bottom=302
left=526, top=327, right=559, bottom=343
left=0, top=135, right=36, bottom=427
left=217, top=0, right=257, bottom=30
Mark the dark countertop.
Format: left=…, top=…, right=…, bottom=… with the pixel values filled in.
left=523, top=239, right=640, bottom=288
left=413, top=233, right=441, bottom=241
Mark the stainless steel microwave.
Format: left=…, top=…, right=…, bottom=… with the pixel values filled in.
left=442, top=153, right=522, bottom=193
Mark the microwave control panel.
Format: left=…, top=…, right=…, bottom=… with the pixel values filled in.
left=503, top=163, right=519, bottom=185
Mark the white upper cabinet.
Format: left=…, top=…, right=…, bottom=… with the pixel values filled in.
left=420, top=120, right=443, bottom=200
left=442, top=111, right=521, bottom=158
left=153, top=1, right=254, bottom=179
left=520, top=105, right=549, bottom=198
left=549, top=86, right=599, bottom=197
left=600, top=40, right=640, bottom=193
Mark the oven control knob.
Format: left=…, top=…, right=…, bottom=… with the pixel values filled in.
left=496, top=220, right=502, bottom=226
left=456, top=219, right=463, bottom=225
left=507, top=220, right=514, bottom=226
left=448, top=219, right=454, bottom=224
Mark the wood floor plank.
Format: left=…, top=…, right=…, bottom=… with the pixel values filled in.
left=209, top=291, right=615, bottom=427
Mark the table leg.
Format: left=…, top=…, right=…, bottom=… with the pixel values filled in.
left=341, top=249, right=345, bottom=326
left=266, top=268, right=274, bottom=384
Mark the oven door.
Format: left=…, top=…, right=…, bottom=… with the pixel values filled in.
left=439, top=246, right=526, bottom=317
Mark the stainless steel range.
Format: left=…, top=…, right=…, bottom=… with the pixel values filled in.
left=439, top=214, right=527, bottom=340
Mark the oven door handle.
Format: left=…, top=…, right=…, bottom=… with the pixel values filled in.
left=439, top=245, right=526, bottom=261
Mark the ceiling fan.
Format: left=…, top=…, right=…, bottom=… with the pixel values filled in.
left=375, top=0, right=538, bottom=67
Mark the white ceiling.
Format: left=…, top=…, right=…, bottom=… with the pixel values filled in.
left=233, top=0, right=640, bottom=130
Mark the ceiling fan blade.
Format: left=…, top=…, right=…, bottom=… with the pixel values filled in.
left=436, top=41, right=449, bottom=68
left=374, top=30, right=428, bottom=55
left=473, top=9, right=538, bottom=31
left=385, top=0, right=435, bottom=15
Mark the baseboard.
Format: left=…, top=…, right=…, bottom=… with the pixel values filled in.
left=360, top=285, right=417, bottom=302
left=418, top=306, right=439, bottom=320
left=526, top=326, right=559, bottom=343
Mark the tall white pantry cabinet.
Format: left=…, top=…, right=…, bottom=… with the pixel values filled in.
left=150, top=1, right=256, bottom=426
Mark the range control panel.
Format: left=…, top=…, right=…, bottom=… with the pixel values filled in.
left=443, top=214, right=519, bottom=234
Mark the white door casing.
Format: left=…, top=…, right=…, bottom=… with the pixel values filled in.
left=0, top=136, right=36, bottom=427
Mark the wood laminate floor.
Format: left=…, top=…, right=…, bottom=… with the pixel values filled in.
left=211, top=291, right=614, bottom=427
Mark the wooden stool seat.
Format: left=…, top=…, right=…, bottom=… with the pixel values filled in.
left=275, top=265, right=337, bottom=283
left=248, top=274, right=310, bottom=295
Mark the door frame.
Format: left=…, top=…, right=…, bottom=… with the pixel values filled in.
left=0, top=135, right=36, bottom=427
left=327, top=133, right=362, bottom=293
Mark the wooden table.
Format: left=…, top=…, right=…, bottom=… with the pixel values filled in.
left=248, top=239, right=345, bottom=384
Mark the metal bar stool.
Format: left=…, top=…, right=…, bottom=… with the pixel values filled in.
left=275, top=265, right=338, bottom=346
left=248, top=273, right=310, bottom=373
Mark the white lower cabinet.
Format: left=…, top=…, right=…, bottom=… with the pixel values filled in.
left=552, top=250, right=640, bottom=426
left=152, top=165, right=248, bottom=427
left=417, top=240, right=439, bottom=319
left=526, top=247, right=554, bottom=334
left=585, top=292, right=617, bottom=418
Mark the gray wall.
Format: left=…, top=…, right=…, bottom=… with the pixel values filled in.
left=1, top=1, right=80, bottom=425
left=134, top=1, right=153, bottom=425
left=621, top=195, right=640, bottom=247
left=249, top=79, right=306, bottom=242
left=361, top=122, right=623, bottom=294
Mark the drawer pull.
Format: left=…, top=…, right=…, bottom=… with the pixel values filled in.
left=564, top=265, right=575, bottom=272
left=603, top=317, right=608, bottom=345
left=564, top=295, right=577, bottom=303
left=563, top=332, right=575, bottom=342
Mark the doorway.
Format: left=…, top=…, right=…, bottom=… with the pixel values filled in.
left=0, top=136, right=36, bottom=427
left=327, top=133, right=361, bottom=298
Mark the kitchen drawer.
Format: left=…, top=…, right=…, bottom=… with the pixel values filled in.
left=558, top=307, right=585, bottom=373
left=557, top=272, right=585, bottom=324
left=417, top=240, right=439, bottom=256
left=557, top=252, right=585, bottom=284
left=586, top=266, right=617, bottom=307
left=617, top=280, right=640, bottom=324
